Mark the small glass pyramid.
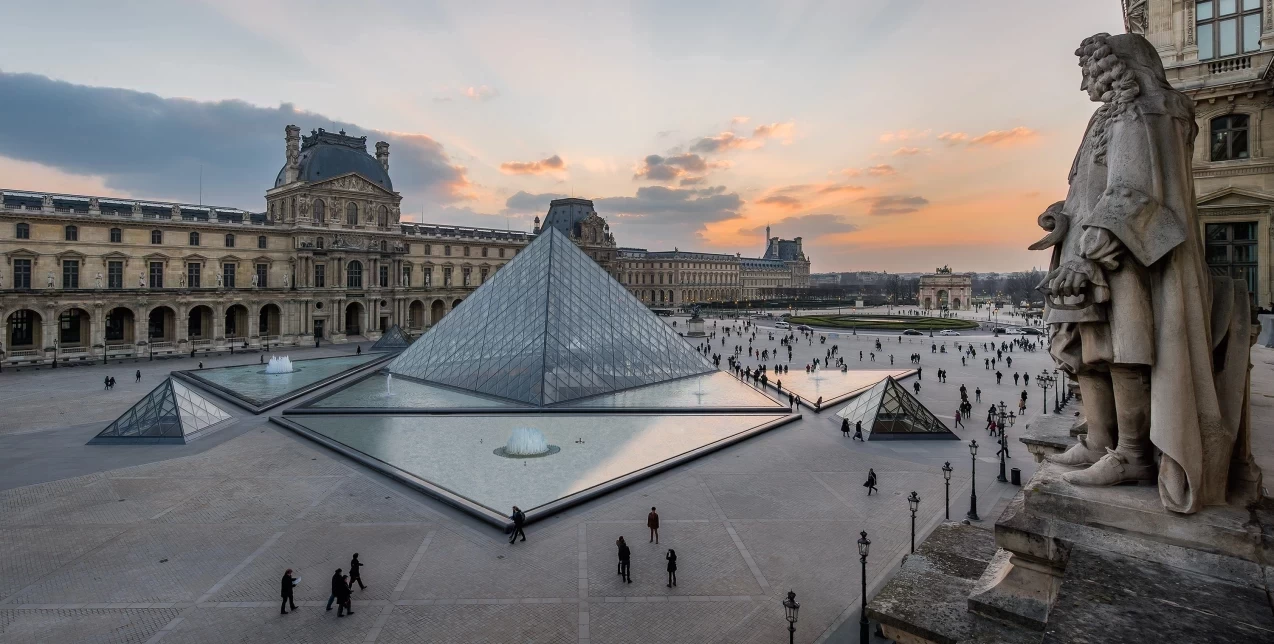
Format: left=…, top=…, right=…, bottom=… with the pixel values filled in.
left=370, top=324, right=412, bottom=351
left=90, top=378, right=234, bottom=444
left=834, top=376, right=956, bottom=440
left=389, top=227, right=716, bottom=406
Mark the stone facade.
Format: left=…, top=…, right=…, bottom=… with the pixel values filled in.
left=532, top=198, right=619, bottom=278
left=917, top=271, right=972, bottom=310
left=0, top=125, right=528, bottom=366
left=619, top=248, right=743, bottom=305
left=1131, top=0, right=1274, bottom=307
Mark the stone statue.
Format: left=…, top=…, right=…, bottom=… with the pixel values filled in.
left=283, top=274, right=290, bottom=288
left=47, top=271, right=54, bottom=288
left=251, top=273, right=259, bottom=287
left=95, top=272, right=103, bottom=289
left=179, top=273, right=186, bottom=288
left=1034, top=33, right=1261, bottom=513
left=139, top=272, right=146, bottom=288
left=216, top=272, right=223, bottom=288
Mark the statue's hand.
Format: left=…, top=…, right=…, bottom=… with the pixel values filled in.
left=1046, top=259, right=1097, bottom=299
left=1080, top=226, right=1123, bottom=270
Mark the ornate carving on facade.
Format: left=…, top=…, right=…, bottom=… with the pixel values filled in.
left=1186, top=1, right=1195, bottom=45
left=1122, top=0, right=1148, bottom=35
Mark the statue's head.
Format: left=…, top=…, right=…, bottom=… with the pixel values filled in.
left=1076, top=32, right=1169, bottom=105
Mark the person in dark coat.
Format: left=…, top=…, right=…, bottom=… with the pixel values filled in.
left=841, top=418, right=850, bottom=438
left=618, top=537, right=632, bottom=583
left=103, top=376, right=110, bottom=390
left=326, top=568, right=343, bottom=611
left=853, top=421, right=864, bottom=441
left=647, top=507, right=660, bottom=543
left=864, top=468, right=878, bottom=495
left=509, top=506, right=526, bottom=544
left=666, top=549, right=678, bottom=587
left=336, top=574, right=353, bottom=616
left=135, top=369, right=141, bottom=383
left=348, top=553, right=365, bottom=590
left=280, top=569, right=298, bottom=614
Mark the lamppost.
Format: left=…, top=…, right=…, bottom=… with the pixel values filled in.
left=967, top=440, right=980, bottom=521
left=782, top=590, right=800, bottom=644
left=1035, top=371, right=1054, bottom=415
left=907, top=491, right=920, bottom=553
left=941, top=461, right=953, bottom=520
left=1052, top=368, right=1062, bottom=413
left=996, top=402, right=1008, bottom=483
left=857, top=531, right=871, bottom=644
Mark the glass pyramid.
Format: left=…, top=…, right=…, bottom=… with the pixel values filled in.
left=370, top=324, right=412, bottom=351
left=90, top=378, right=234, bottom=444
left=834, top=376, right=956, bottom=440
left=389, top=226, right=716, bottom=406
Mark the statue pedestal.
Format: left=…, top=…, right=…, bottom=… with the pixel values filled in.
left=686, top=315, right=706, bottom=338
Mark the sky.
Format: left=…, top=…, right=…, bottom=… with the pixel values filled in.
left=0, top=0, right=1125, bottom=273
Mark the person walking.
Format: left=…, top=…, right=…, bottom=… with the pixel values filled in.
left=666, top=549, right=678, bottom=587
left=853, top=420, right=864, bottom=441
left=975, top=387, right=981, bottom=402
left=280, top=569, right=298, bottom=615
left=996, top=371, right=1003, bottom=385
left=356, top=345, right=362, bottom=355
left=618, top=537, right=632, bottom=583
left=954, top=409, right=964, bottom=428
left=103, top=376, right=110, bottom=390
left=841, top=418, right=851, bottom=438
left=913, top=381, right=921, bottom=395
left=336, top=574, right=354, bottom=617
left=348, top=553, right=366, bottom=591
left=326, top=568, right=343, bottom=611
left=135, top=369, right=141, bottom=383
left=864, top=468, right=878, bottom=495
left=616, top=536, right=627, bottom=575
left=647, top=507, right=660, bottom=543
left=509, top=506, right=526, bottom=544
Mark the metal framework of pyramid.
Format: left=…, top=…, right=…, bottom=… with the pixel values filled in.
left=834, top=376, right=956, bottom=440
left=370, top=324, right=412, bottom=351
left=90, top=378, right=234, bottom=444
left=388, top=226, right=716, bottom=406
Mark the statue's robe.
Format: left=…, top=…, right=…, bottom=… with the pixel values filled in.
left=1046, top=45, right=1255, bottom=513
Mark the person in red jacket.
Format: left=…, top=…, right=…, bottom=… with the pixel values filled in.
left=647, top=507, right=660, bottom=543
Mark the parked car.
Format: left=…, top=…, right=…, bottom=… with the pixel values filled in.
left=938, top=330, right=961, bottom=336
left=775, top=321, right=791, bottom=329
left=796, top=324, right=812, bottom=331
left=1020, top=327, right=1043, bottom=336
left=902, top=329, right=923, bottom=336
left=991, top=327, right=1007, bottom=334
left=1003, top=327, right=1027, bottom=335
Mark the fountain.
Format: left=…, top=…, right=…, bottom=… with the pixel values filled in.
left=494, top=427, right=560, bottom=458
left=265, top=355, right=294, bottom=374
left=384, top=373, right=395, bottom=398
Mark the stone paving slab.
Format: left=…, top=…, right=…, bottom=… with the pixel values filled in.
left=587, top=520, right=761, bottom=598
left=588, top=598, right=766, bottom=644
left=376, top=603, right=577, bottom=643
left=154, top=477, right=343, bottom=525
left=161, top=604, right=378, bottom=644
left=0, top=526, right=132, bottom=603
left=400, top=527, right=579, bottom=601
left=0, top=607, right=182, bottom=644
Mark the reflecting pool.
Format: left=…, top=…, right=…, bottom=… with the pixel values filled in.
left=190, top=354, right=382, bottom=405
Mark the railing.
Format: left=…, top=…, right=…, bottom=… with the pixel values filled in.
left=9, top=349, right=39, bottom=357
left=150, top=341, right=173, bottom=350
left=58, top=346, right=88, bottom=355
left=1208, top=55, right=1252, bottom=74
left=190, top=339, right=212, bottom=347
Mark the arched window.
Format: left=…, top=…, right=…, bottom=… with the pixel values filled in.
left=346, top=260, right=363, bottom=288
left=16, top=223, right=29, bottom=239
left=64, top=225, right=78, bottom=241
left=1211, top=114, right=1250, bottom=162
left=151, top=230, right=163, bottom=244
left=290, top=197, right=296, bottom=220
left=269, top=203, right=275, bottom=220
left=189, top=231, right=200, bottom=246
left=378, top=205, right=388, bottom=227
left=225, top=233, right=235, bottom=248
left=316, top=237, right=325, bottom=249
left=346, top=202, right=358, bottom=226
left=381, top=240, right=387, bottom=252
left=257, top=235, right=267, bottom=249
left=109, top=227, right=121, bottom=243
left=313, top=199, right=325, bottom=223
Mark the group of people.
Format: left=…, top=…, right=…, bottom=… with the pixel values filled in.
left=101, top=369, right=142, bottom=390
left=279, top=553, right=365, bottom=617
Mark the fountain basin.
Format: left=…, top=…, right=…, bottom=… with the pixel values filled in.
left=494, top=427, right=559, bottom=458
left=265, top=355, right=295, bottom=374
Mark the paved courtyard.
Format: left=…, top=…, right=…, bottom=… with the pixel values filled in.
left=0, top=313, right=1269, bottom=644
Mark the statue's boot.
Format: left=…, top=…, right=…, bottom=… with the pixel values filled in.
left=1045, top=436, right=1106, bottom=466
left=1062, top=448, right=1154, bottom=486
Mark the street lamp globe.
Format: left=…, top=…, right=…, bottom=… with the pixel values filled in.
left=942, top=461, right=953, bottom=481
left=907, top=490, right=920, bottom=513
left=857, top=530, right=871, bottom=558
left=997, top=401, right=1007, bottom=416
left=969, top=440, right=979, bottom=457
left=783, top=590, right=800, bottom=624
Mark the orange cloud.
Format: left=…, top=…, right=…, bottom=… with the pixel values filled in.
left=463, top=85, right=499, bottom=101
left=892, top=147, right=927, bottom=156
left=499, top=154, right=566, bottom=175
left=841, top=164, right=896, bottom=178
left=937, top=132, right=969, bottom=145
left=730, top=116, right=750, bottom=125
left=690, top=121, right=795, bottom=153
left=968, top=126, right=1038, bottom=147
left=757, top=194, right=803, bottom=209
left=879, top=129, right=931, bottom=143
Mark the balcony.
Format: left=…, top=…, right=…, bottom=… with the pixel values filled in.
left=1208, top=55, right=1252, bottom=75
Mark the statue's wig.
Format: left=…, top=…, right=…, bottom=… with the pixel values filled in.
left=1077, top=33, right=1141, bottom=165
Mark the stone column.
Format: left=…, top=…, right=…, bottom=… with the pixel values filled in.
left=176, top=304, right=189, bottom=345
left=92, top=303, right=105, bottom=356
left=213, top=303, right=225, bottom=342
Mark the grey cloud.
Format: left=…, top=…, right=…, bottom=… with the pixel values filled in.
left=742, top=213, right=858, bottom=238
left=633, top=153, right=712, bottom=182
left=0, top=71, right=471, bottom=210
left=862, top=195, right=929, bottom=216
left=503, top=190, right=567, bottom=213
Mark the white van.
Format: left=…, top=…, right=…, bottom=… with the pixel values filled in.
left=775, top=321, right=791, bottom=329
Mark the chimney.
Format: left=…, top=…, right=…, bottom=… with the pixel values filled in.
left=284, top=125, right=301, bottom=184
left=376, top=141, right=390, bottom=172
left=794, top=236, right=803, bottom=256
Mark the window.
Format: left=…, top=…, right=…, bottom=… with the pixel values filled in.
left=499, top=248, right=505, bottom=258
left=258, top=235, right=267, bottom=249
left=404, top=243, right=410, bottom=253
left=313, top=199, right=326, bottom=223
left=317, top=237, right=325, bottom=249
left=480, top=267, right=489, bottom=284
left=16, top=223, right=29, bottom=239
left=379, top=264, right=389, bottom=287
left=62, top=259, right=80, bottom=288
left=107, top=227, right=121, bottom=243
left=462, top=266, right=472, bottom=287
left=256, top=263, right=268, bottom=288
left=1197, top=0, right=1262, bottom=60
left=189, top=231, right=200, bottom=246
left=378, top=205, right=388, bottom=227
left=151, top=230, right=162, bottom=244
left=424, top=244, right=432, bottom=255
left=443, top=266, right=453, bottom=287
left=13, top=259, right=31, bottom=289
left=149, top=261, right=164, bottom=288
left=1211, top=114, right=1250, bottom=161
left=1205, top=222, right=1259, bottom=305
left=64, top=225, right=78, bottom=241
left=225, top=233, right=235, bottom=248
left=290, top=197, right=296, bottom=220
left=481, top=247, right=488, bottom=258
left=223, top=263, right=236, bottom=289
left=315, top=264, right=326, bottom=288
left=463, top=246, right=470, bottom=257
left=107, top=261, right=123, bottom=289
left=346, top=202, right=358, bottom=226
left=269, top=203, right=276, bottom=221
left=444, top=245, right=452, bottom=256
left=10, top=310, right=34, bottom=345
left=187, top=263, right=201, bottom=288
left=347, top=260, right=363, bottom=288
left=381, top=240, right=387, bottom=252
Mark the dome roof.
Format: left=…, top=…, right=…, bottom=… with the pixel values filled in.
left=274, top=128, right=393, bottom=190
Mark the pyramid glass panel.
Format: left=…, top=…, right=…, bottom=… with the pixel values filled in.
left=91, top=378, right=234, bottom=444
left=390, top=227, right=715, bottom=406
left=834, top=376, right=956, bottom=440
left=370, top=324, right=413, bottom=351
